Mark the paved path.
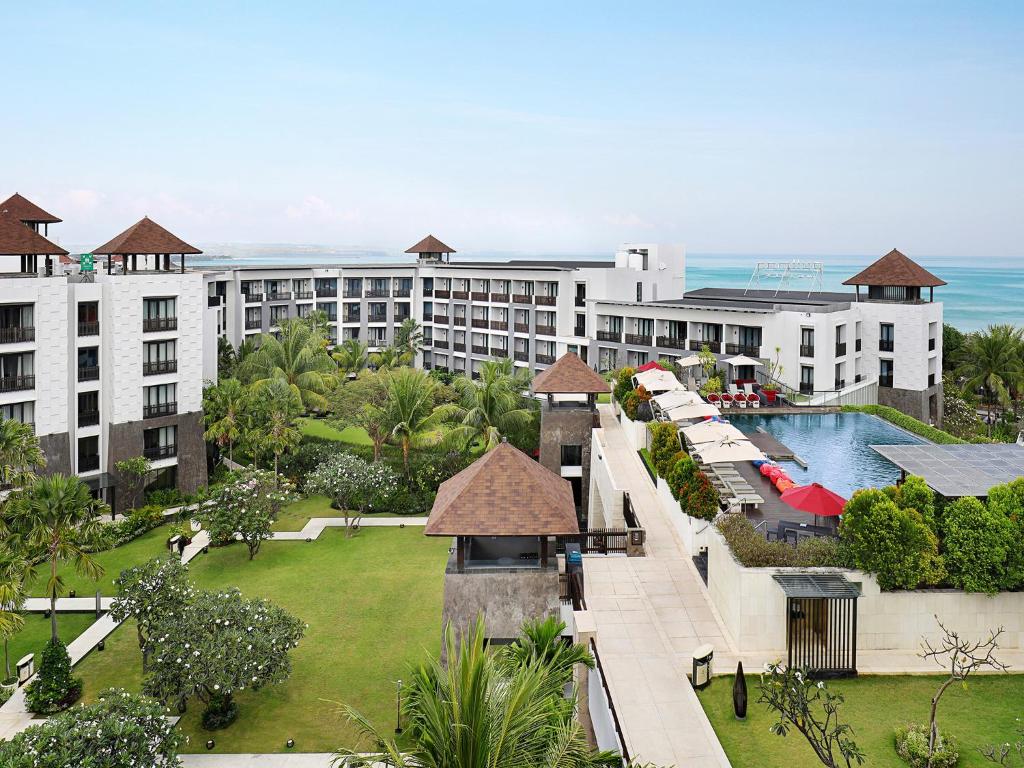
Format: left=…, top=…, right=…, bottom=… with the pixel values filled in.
left=270, top=516, right=428, bottom=541
left=585, top=404, right=734, bottom=768
left=181, top=755, right=337, bottom=767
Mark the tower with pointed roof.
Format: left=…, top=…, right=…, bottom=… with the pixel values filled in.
left=843, top=248, right=946, bottom=303
left=405, top=234, right=455, bottom=264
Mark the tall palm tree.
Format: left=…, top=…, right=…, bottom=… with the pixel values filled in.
left=0, top=418, right=46, bottom=488
left=0, top=547, right=31, bottom=683
left=441, top=368, right=537, bottom=452
left=337, top=617, right=619, bottom=768
left=394, top=317, right=424, bottom=362
left=958, top=324, right=1024, bottom=424
left=383, top=367, right=446, bottom=474
left=332, top=338, right=369, bottom=379
left=240, top=318, right=336, bottom=411
left=4, top=474, right=107, bottom=640
left=370, top=345, right=408, bottom=371
left=481, top=356, right=533, bottom=392
left=202, top=378, right=246, bottom=462
left=250, top=379, right=302, bottom=479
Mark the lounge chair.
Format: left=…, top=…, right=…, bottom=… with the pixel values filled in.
left=720, top=393, right=733, bottom=408
left=735, top=392, right=748, bottom=408
left=747, top=393, right=761, bottom=409
left=743, top=382, right=755, bottom=396
left=707, top=392, right=722, bottom=407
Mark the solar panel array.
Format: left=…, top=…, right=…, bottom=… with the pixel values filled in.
left=871, top=443, right=1024, bottom=497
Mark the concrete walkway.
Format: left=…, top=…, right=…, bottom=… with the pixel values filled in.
left=269, top=516, right=428, bottom=541
left=585, top=404, right=734, bottom=768
left=181, top=755, right=337, bottom=767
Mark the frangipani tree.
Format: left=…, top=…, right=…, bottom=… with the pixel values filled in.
left=305, top=453, right=398, bottom=536
left=203, top=468, right=297, bottom=556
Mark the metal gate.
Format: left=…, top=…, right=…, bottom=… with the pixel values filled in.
left=773, top=574, right=860, bottom=678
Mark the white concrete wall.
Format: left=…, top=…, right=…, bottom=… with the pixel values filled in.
left=588, top=656, right=625, bottom=755
left=588, top=428, right=625, bottom=529
left=656, top=477, right=713, bottom=556
left=617, top=411, right=648, bottom=453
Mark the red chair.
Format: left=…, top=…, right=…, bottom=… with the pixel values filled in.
left=720, top=393, right=734, bottom=409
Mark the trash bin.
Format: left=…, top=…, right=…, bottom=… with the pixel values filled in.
left=17, top=654, right=34, bottom=685
left=691, top=643, right=714, bottom=689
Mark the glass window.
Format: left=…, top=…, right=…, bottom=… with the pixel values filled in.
left=0, top=401, right=34, bottom=423
left=143, top=340, right=176, bottom=363
left=144, top=297, right=176, bottom=319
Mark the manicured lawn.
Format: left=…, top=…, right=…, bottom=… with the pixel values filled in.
left=272, top=494, right=351, bottom=531
left=2, top=613, right=96, bottom=680
left=699, top=673, right=1024, bottom=768
left=298, top=417, right=373, bottom=446
left=597, top=393, right=611, bottom=403
left=27, top=525, right=172, bottom=598
left=75, top=526, right=450, bottom=753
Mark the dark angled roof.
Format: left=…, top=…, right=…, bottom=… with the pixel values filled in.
left=405, top=234, right=455, bottom=254
left=425, top=442, right=579, bottom=536
left=843, top=249, right=946, bottom=288
left=0, top=213, right=68, bottom=255
left=0, top=193, right=62, bottom=224
left=532, top=352, right=610, bottom=395
left=92, top=217, right=201, bottom=255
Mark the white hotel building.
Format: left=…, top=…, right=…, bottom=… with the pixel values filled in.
left=0, top=195, right=211, bottom=510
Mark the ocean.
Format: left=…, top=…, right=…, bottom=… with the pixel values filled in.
left=189, top=249, right=1023, bottom=333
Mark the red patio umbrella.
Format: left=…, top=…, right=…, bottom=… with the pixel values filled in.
left=780, top=482, right=847, bottom=525
left=635, top=360, right=667, bottom=372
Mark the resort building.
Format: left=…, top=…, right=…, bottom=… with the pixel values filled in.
left=0, top=194, right=212, bottom=509
left=424, top=440, right=580, bottom=650
left=590, top=249, right=944, bottom=423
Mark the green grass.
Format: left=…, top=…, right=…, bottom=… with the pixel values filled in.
left=699, top=674, right=1024, bottom=768
left=2, top=613, right=96, bottom=680
left=298, top=417, right=373, bottom=446
left=27, top=525, right=172, bottom=598
left=597, top=393, right=611, bottom=404
left=638, top=448, right=658, bottom=482
left=75, top=527, right=450, bottom=753
left=271, top=495, right=352, bottom=531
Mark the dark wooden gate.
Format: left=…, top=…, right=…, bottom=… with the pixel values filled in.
left=774, top=574, right=859, bottom=678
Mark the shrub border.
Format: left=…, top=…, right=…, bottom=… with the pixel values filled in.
left=841, top=404, right=965, bottom=445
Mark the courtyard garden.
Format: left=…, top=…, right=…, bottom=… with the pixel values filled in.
left=698, top=672, right=1024, bottom=768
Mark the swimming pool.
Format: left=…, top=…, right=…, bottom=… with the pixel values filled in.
left=727, top=412, right=924, bottom=498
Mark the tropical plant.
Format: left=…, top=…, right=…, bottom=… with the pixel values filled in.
left=332, top=337, right=370, bottom=378
left=895, top=722, right=959, bottom=768
left=114, top=456, right=152, bottom=513
left=303, top=308, right=332, bottom=346
left=3, top=474, right=108, bottom=639
left=0, top=547, right=30, bottom=683
left=328, top=369, right=391, bottom=461
left=110, top=557, right=196, bottom=673
left=0, top=417, right=46, bottom=488
left=248, top=379, right=302, bottom=477
left=217, top=335, right=238, bottom=380
left=337, top=616, right=619, bottom=768
left=25, top=637, right=81, bottom=714
left=370, top=345, right=408, bottom=371
left=304, top=453, right=399, bottom=536
left=677, top=468, right=720, bottom=521
left=143, top=588, right=305, bottom=727
left=648, top=422, right=680, bottom=477
left=204, top=468, right=297, bottom=556
left=957, top=324, right=1024, bottom=425
left=940, top=496, right=1014, bottom=593
left=612, top=366, right=636, bottom=404
left=698, top=343, right=717, bottom=377
left=986, top=476, right=1024, bottom=587
left=440, top=365, right=537, bottom=452
left=395, top=317, right=424, bottom=361
left=203, top=377, right=246, bottom=462
left=501, top=616, right=594, bottom=682
left=383, top=367, right=447, bottom=474
left=941, top=324, right=965, bottom=373
left=240, top=317, right=336, bottom=411
left=941, top=374, right=984, bottom=440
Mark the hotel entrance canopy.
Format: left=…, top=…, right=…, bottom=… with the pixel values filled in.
left=871, top=443, right=1024, bottom=497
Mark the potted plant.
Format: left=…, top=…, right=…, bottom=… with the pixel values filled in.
left=761, top=347, right=783, bottom=404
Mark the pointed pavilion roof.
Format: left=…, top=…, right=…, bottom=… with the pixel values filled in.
left=0, top=213, right=68, bottom=255
left=92, top=217, right=202, bottom=255
left=405, top=234, right=455, bottom=254
left=532, top=352, right=610, bottom=395
left=0, top=193, right=62, bottom=224
left=425, top=442, right=579, bottom=537
left=843, top=249, right=946, bottom=288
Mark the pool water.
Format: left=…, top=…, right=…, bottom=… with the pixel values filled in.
left=727, top=412, right=924, bottom=498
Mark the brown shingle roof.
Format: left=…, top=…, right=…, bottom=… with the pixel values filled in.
left=405, top=234, right=455, bottom=254
left=532, top=352, right=610, bottom=394
left=843, top=249, right=946, bottom=288
left=425, top=442, right=579, bottom=536
left=0, top=193, right=62, bottom=224
left=92, top=217, right=202, bottom=255
left=0, top=213, right=68, bottom=256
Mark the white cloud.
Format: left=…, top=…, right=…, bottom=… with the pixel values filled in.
left=284, top=195, right=360, bottom=223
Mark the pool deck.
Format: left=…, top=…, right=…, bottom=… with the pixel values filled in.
left=746, top=430, right=796, bottom=461
left=735, top=460, right=839, bottom=535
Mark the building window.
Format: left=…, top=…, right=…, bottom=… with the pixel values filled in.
left=77, top=302, right=99, bottom=336
left=269, top=305, right=289, bottom=325
left=144, top=425, right=177, bottom=459
left=880, top=359, right=894, bottom=388
left=561, top=445, right=583, bottom=467
left=78, top=391, right=99, bottom=427
left=800, top=327, right=814, bottom=356
left=1, top=401, right=34, bottom=425
left=143, top=340, right=177, bottom=375
left=296, top=303, right=311, bottom=318
left=636, top=282, right=643, bottom=302
left=800, top=365, right=814, bottom=394
left=880, top=323, right=894, bottom=352
left=316, top=302, right=337, bottom=321
left=77, top=346, right=99, bottom=381
left=144, top=384, right=177, bottom=418
left=78, top=435, right=100, bottom=472
left=144, top=297, right=176, bottom=319
left=245, top=307, right=262, bottom=329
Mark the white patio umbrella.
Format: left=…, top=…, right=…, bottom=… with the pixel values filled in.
left=665, top=401, right=721, bottom=422
left=682, top=421, right=747, bottom=446
left=723, top=355, right=764, bottom=368
left=634, top=369, right=686, bottom=394
left=691, top=436, right=766, bottom=465
left=653, top=389, right=702, bottom=411
left=676, top=355, right=703, bottom=368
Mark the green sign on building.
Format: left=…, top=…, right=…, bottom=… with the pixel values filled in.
left=80, top=253, right=94, bottom=272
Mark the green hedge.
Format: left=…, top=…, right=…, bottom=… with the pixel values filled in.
left=638, top=448, right=657, bottom=483
left=841, top=404, right=965, bottom=444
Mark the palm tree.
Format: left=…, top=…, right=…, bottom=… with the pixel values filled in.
left=240, top=318, right=336, bottom=411
left=4, top=474, right=107, bottom=640
left=441, top=367, right=537, bottom=452
left=202, top=378, right=246, bottom=462
left=394, top=318, right=424, bottom=362
left=0, top=418, right=46, bottom=488
left=383, top=367, right=446, bottom=474
left=332, top=338, right=369, bottom=379
left=500, top=616, right=594, bottom=681
left=0, top=547, right=31, bottom=683
left=958, top=324, right=1024, bottom=425
left=370, top=345, right=407, bottom=371
left=250, top=379, right=302, bottom=479
left=337, top=617, right=619, bottom=768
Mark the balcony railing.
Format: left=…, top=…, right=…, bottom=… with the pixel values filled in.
left=433, top=339, right=449, bottom=349
left=597, top=330, right=622, bottom=343
left=342, top=315, right=361, bottom=324
left=245, top=319, right=261, bottom=330
left=471, top=319, right=489, bottom=328
left=879, top=339, right=894, bottom=352
left=490, top=347, right=508, bottom=358
left=394, top=289, right=411, bottom=298
left=575, top=297, right=586, bottom=307
left=143, top=360, right=177, bottom=376
left=78, top=321, right=99, bottom=337
left=835, top=342, right=847, bottom=357
left=514, top=323, right=530, bottom=333
left=78, top=365, right=99, bottom=382
left=143, top=317, right=177, bottom=332
left=342, top=290, right=362, bottom=298
left=316, top=288, right=337, bottom=298
left=453, top=317, right=466, bottom=326
left=514, top=351, right=528, bottom=362
left=536, top=325, right=556, bottom=337
left=625, top=333, right=652, bottom=346
left=574, top=326, right=587, bottom=338
left=725, top=343, right=760, bottom=356
left=834, top=379, right=846, bottom=390
left=799, top=382, right=814, bottom=395
left=368, top=315, right=388, bottom=324
left=688, top=339, right=719, bottom=352
left=79, top=455, right=100, bottom=472
left=656, top=336, right=687, bottom=349
left=208, top=295, right=224, bottom=307
left=245, top=293, right=263, bottom=303
left=0, top=326, right=34, bottom=344
left=471, top=291, right=488, bottom=301
left=422, top=288, right=433, bottom=297
left=536, top=354, right=555, bottom=365
left=365, top=289, right=390, bottom=298
left=452, top=291, right=469, bottom=300
left=433, top=315, right=449, bottom=325
left=471, top=345, right=488, bottom=355
left=435, top=290, right=451, bottom=299
left=78, top=410, right=100, bottom=427
left=512, top=294, right=533, bottom=304
left=799, top=344, right=815, bottom=357
left=144, top=444, right=177, bottom=460
left=294, top=291, right=314, bottom=300
left=879, top=375, right=894, bottom=388
left=928, top=373, right=936, bottom=387
left=394, top=314, right=411, bottom=323
left=490, top=320, right=508, bottom=331
left=144, top=402, right=177, bottom=419
left=266, top=292, right=292, bottom=301
left=453, top=343, right=466, bottom=352
left=535, top=295, right=557, bottom=306
left=0, top=375, right=34, bottom=392
left=490, top=293, right=509, bottom=303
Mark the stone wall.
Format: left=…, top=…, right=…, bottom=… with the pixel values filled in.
left=539, top=405, right=596, bottom=517
left=878, top=379, right=944, bottom=425
left=37, top=432, right=72, bottom=476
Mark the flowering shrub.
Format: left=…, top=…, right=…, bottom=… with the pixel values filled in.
left=25, top=638, right=81, bottom=714
left=204, top=467, right=297, bottom=557
left=677, top=469, right=720, bottom=521
left=648, top=422, right=680, bottom=477
left=305, top=452, right=399, bottom=533
left=895, top=722, right=959, bottom=768
left=612, top=366, right=636, bottom=404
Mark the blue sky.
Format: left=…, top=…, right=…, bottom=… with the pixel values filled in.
left=6, top=1, right=1023, bottom=257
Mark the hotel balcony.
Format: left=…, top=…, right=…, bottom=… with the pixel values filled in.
left=453, top=317, right=466, bottom=327
left=316, top=288, right=338, bottom=298
left=471, top=291, right=488, bottom=301
left=596, top=330, right=621, bottom=343
left=536, top=354, right=555, bottom=365
left=434, top=339, right=449, bottom=349
left=574, top=325, right=586, bottom=337
left=490, top=320, right=508, bottom=331
left=78, top=455, right=100, bottom=472
left=365, top=289, right=390, bottom=298
left=471, top=318, right=489, bottom=329
left=434, top=289, right=451, bottom=299
left=725, top=343, right=760, bottom=356
left=245, top=293, right=263, bottom=303
left=800, top=344, right=815, bottom=357
left=625, top=333, right=652, bottom=346
left=78, top=410, right=100, bottom=427
left=656, top=336, right=686, bottom=350
left=490, top=347, right=508, bottom=358
left=294, top=291, right=314, bottom=300
left=78, top=321, right=100, bottom=336
left=689, top=339, right=722, bottom=353
left=368, top=314, right=388, bottom=324
left=433, top=315, right=449, bottom=325
left=422, top=288, right=433, bottom=297
left=452, top=291, right=469, bottom=300
left=0, top=375, right=34, bottom=392
left=342, top=290, right=361, bottom=299
left=534, top=295, right=556, bottom=306
left=471, top=344, right=488, bottom=355
left=394, top=288, right=411, bottom=298
left=490, top=292, right=509, bottom=303
left=514, top=323, right=529, bottom=334
left=395, top=313, right=411, bottom=323
left=835, top=342, right=847, bottom=357
left=536, top=325, right=556, bottom=337
left=879, top=339, right=894, bottom=352
left=143, top=360, right=178, bottom=376
left=144, top=444, right=177, bottom=460
left=453, top=342, right=466, bottom=352
left=144, top=402, right=178, bottom=419
left=245, top=318, right=261, bottom=330
left=143, top=317, right=177, bottom=332
left=512, top=294, right=533, bottom=304
left=575, top=296, right=586, bottom=307
left=0, top=326, right=35, bottom=344
left=514, top=351, right=528, bottom=362
left=78, top=365, right=100, bottom=382
left=208, top=296, right=224, bottom=307
left=266, top=292, right=292, bottom=301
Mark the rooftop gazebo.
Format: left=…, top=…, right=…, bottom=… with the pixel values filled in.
left=0, top=209, right=68, bottom=275
left=0, top=193, right=62, bottom=236
left=92, top=216, right=202, bottom=274
left=405, top=234, right=456, bottom=264
left=425, top=441, right=580, bottom=646
left=843, top=248, right=946, bottom=303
